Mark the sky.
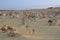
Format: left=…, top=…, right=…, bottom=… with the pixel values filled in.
left=0, top=0, right=60, bottom=10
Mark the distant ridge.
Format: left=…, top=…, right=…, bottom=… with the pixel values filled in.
left=0, top=7, right=60, bottom=11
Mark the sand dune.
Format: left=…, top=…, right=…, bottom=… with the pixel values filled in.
left=19, top=33, right=44, bottom=39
